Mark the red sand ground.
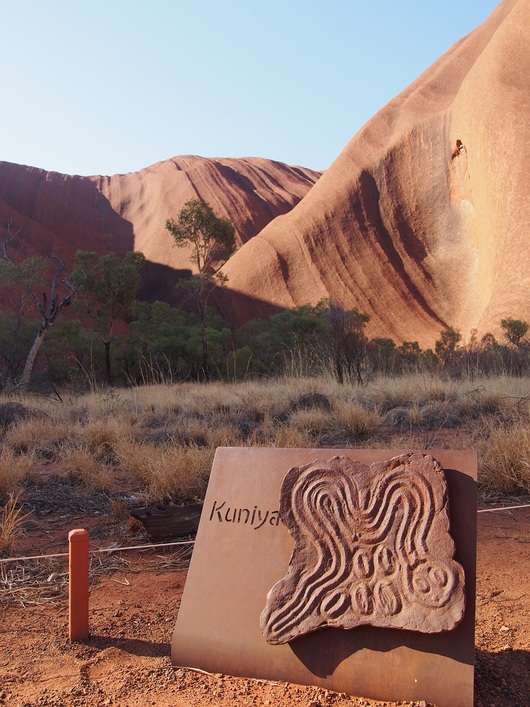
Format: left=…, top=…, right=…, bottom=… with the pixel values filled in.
left=1, top=502, right=529, bottom=706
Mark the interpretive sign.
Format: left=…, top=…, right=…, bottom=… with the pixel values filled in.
left=172, top=448, right=476, bottom=707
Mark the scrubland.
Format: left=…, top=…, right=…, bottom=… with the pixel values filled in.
left=1, top=374, right=528, bottom=534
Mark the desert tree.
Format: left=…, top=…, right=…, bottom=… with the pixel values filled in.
left=324, top=301, right=370, bottom=384
left=71, top=250, right=145, bottom=384
left=368, top=337, right=399, bottom=376
left=165, top=198, right=236, bottom=273
left=0, top=311, right=37, bottom=386
left=500, top=317, right=529, bottom=375
left=265, top=302, right=328, bottom=376
left=500, top=317, right=529, bottom=348
left=165, top=199, right=236, bottom=380
left=434, top=327, right=462, bottom=369
left=0, top=222, right=78, bottom=388
left=127, top=300, right=205, bottom=383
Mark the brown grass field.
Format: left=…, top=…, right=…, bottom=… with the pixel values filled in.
left=1, top=374, right=529, bottom=512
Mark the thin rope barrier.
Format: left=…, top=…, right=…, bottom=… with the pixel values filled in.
left=0, top=551, right=69, bottom=563
left=0, top=539, right=195, bottom=565
left=477, top=502, right=530, bottom=514
left=2, top=503, right=530, bottom=566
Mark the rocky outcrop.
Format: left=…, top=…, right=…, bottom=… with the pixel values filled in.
left=222, top=0, right=530, bottom=345
left=2, top=1, right=527, bottom=346
left=0, top=156, right=320, bottom=271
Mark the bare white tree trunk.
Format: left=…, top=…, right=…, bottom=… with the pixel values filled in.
left=20, top=325, right=47, bottom=388
left=2, top=223, right=78, bottom=388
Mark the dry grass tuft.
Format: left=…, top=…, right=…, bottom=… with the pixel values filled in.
left=4, top=418, right=73, bottom=460
left=0, top=559, right=67, bottom=606
left=334, top=400, right=381, bottom=441
left=0, top=554, right=138, bottom=607
left=0, top=493, right=31, bottom=557
left=60, top=445, right=114, bottom=491
left=271, top=423, right=316, bottom=449
left=0, top=401, right=42, bottom=432
left=117, top=439, right=212, bottom=503
left=206, top=422, right=245, bottom=449
left=0, top=447, right=35, bottom=500
left=287, top=408, right=333, bottom=443
left=478, top=420, right=530, bottom=495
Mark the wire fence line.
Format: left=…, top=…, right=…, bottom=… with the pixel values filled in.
left=0, top=539, right=195, bottom=565
left=1, top=503, right=529, bottom=566
left=476, top=502, right=530, bottom=514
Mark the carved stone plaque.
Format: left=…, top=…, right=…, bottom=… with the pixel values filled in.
left=260, top=453, right=465, bottom=644
left=172, top=448, right=477, bottom=707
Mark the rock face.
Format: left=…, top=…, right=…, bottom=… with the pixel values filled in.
left=2, top=1, right=527, bottom=345
left=0, top=155, right=320, bottom=276
left=222, top=0, right=530, bottom=345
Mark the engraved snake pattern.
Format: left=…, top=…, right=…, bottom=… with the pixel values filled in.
left=260, top=453, right=466, bottom=644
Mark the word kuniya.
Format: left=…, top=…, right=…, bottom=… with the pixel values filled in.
left=209, top=500, right=281, bottom=530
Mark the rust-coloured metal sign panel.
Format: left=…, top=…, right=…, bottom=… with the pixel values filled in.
left=172, top=448, right=476, bottom=707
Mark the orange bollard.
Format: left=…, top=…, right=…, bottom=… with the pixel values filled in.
left=68, top=528, right=89, bottom=642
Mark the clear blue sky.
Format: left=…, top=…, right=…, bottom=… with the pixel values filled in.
left=1, top=0, right=500, bottom=177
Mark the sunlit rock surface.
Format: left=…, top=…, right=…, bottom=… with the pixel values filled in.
left=0, top=156, right=320, bottom=271
left=222, top=0, right=529, bottom=345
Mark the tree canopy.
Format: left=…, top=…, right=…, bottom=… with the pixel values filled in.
left=72, top=250, right=145, bottom=383
left=501, top=317, right=529, bottom=348
left=165, top=199, right=237, bottom=380
left=165, top=199, right=236, bottom=273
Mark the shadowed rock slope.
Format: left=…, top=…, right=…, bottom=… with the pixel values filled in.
left=222, top=0, right=529, bottom=346
left=0, top=156, right=320, bottom=272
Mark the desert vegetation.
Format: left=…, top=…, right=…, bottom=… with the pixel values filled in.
left=2, top=290, right=530, bottom=387
left=0, top=372, right=529, bottom=556
left=2, top=200, right=530, bottom=390
left=1, top=206, right=530, bottom=558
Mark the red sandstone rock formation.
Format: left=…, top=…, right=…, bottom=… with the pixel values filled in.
left=0, top=156, right=320, bottom=272
left=222, top=0, right=530, bottom=346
